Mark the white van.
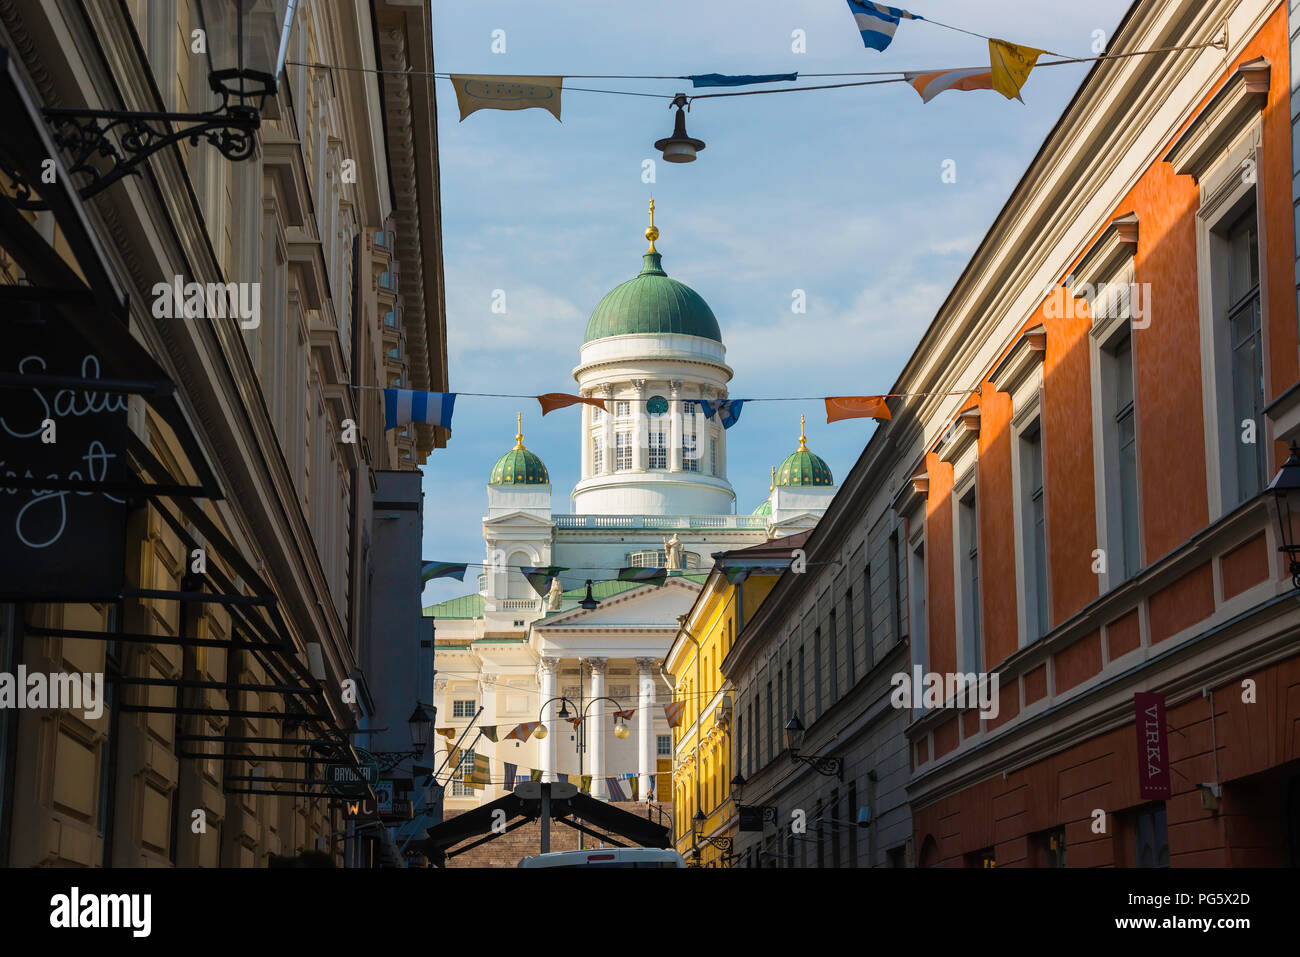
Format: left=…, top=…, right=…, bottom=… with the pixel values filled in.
left=517, top=848, right=687, bottom=868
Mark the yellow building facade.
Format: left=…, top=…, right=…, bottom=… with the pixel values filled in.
left=665, top=534, right=808, bottom=866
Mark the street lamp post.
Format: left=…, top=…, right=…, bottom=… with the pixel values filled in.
left=784, top=712, right=843, bottom=779
left=1268, top=442, right=1300, bottom=588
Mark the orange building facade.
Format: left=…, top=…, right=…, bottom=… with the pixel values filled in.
left=901, top=0, right=1300, bottom=866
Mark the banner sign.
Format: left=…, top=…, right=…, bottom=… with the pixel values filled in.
left=1134, top=691, right=1171, bottom=801
left=0, top=319, right=129, bottom=600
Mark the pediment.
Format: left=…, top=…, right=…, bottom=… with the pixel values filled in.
left=534, top=577, right=702, bottom=631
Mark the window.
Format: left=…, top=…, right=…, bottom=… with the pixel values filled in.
left=616, top=400, right=631, bottom=419
left=1095, top=327, right=1142, bottom=584
left=862, top=567, right=876, bottom=670
left=648, top=430, right=667, bottom=469
left=452, top=750, right=477, bottom=797
left=957, top=485, right=981, bottom=673
left=844, top=589, right=855, bottom=686
left=681, top=433, right=699, bottom=472
left=797, top=645, right=805, bottom=719
left=616, top=432, right=633, bottom=471
left=452, top=699, right=476, bottom=718
left=1225, top=206, right=1264, bottom=501
left=681, top=400, right=697, bottom=418
left=829, top=609, right=839, bottom=702
left=591, top=405, right=603, bottom=423
left=813, top=627, right=822, bottom=719
left=1135, top=804, right=1169, bottom=867
left=657, top=734, right=671, bottom=757
left=966, top=847, right=996, bottom=868
left=1018, top=421, right=1050, bottom=641
left=1036, top=827, right=1067, bottom=867
left=765, top=682, right=773, bottom=763
left=889, top=529, right=905, bottom=642
left=785, top=659, right=793, bottom=727
left=592, top=437, right=604, bottom=475
left=909, top=535, right=927, bottom=715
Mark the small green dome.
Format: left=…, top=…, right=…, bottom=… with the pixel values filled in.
left=775, top=418, right=833, bottom=487
left=752, top=498, right=772, bottom=516
left=583, top=250, right=722, bottom=344
left=490, top=416, right=550, bottom=485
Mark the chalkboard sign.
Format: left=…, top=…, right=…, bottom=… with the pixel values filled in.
left=0, top=320, right=129, bottom=600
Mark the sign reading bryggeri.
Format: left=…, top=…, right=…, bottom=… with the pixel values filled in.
left=324, top=749, right=380, bottom=798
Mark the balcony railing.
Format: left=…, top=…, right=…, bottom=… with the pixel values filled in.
left=554, top=514, right=766, bottom=530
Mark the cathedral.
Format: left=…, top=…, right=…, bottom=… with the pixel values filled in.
left=428, top=206, right=836, bottom=811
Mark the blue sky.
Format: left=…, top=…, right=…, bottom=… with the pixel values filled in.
left=420, top=0, right=1133, bottom=607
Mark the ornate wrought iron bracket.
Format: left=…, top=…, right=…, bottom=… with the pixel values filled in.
left=792, top=754, right=843, bottom=779
left=699, top=836, right=733, bottom=852
left=370, top=750, right=421, bottom=773
left=3, top=103, right=259, bottom=210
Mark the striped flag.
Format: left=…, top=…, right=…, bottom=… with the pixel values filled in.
left=627, top=774, right=639, bottom=801
left=664, top=700, right=687, bottom=728
left=699, top=398, right=744, bottom=429
left=383, top=388, right=456, bottom=431
left=506, top=722, right=540, bottom=742
left=521, top=566, right=568, bottom=596
left=846, top=2, right=920, bottom=52
left=825, top=396, right=892, bottom=423
left=504, top=763, right=518, bottom=790
left=580, top=774, right=592, bottom=794
left=530, top=768, right=543, bottom=782
left=618, top=566, right=667, bottom=587
left=469, top=752, right=490, bottom=787
left=421, top=561, right=468, bottom=582
left=569, top=717, right=583, bottom=730
left=646, top=774, right=655, bottom=800
left=447, top=745, right=460, bottom=771
left=606, top=777, right=626, bottom=801
left=615, top=709, right=635, bottom=721
left=905, top=67, right=997, bottom=103
left=480, top=726, right=499, bottom=743
left=537, top=393, right=608, bottom=416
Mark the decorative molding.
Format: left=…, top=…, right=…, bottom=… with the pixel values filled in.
left=938, top=407, right=981, bottom=464
left=1068, top=212, right=1138, bottom=293
left=583, top=657, right=608, bottom=675
left=1164, top=57, right=1269, bottom=182
left=990, top=324, right=1047, bottom=395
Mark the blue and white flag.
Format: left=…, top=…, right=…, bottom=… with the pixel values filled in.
left=846, top=1, right=920, bottom=52
left=383, top=388, right=456, bottom=432
left=421, top=561, right=468, bottom=583
left=700, top=398, right=744, bottom=429
left=685, top=73, right=797, bottom=88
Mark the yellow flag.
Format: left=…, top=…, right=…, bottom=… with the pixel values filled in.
left=451, top=75, right=563, bottom=122
left=989, top=39, right=1043, bottom=101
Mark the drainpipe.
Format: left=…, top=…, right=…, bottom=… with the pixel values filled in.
left=671, top=614, right=704, bottom=847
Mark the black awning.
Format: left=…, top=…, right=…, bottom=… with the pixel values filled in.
left=410, top=790, right=670, bottom=864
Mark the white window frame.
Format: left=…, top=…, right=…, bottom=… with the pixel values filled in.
left=452, top=699, right=477, bottom=718
left=615, top=431, right=633, bottom=471
left=1088, top=261, right=1144, bottom=593
left=592, top=435, right=604, bottom=475
left=648, top=428, right=668, bottom=469
left=1011, top=399, right=1051, bottom=648
left=951, top=467, right=981, bottom=675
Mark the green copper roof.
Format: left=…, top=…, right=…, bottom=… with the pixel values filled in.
left=490, top=447, right=550, bottom=485
left=776, top=448, right=833, bottom=487
left=583, top=252, right=722, bottom=344
left=751, top=498, right=772, bottom=516
left=424, top=593, right=486, bottom=619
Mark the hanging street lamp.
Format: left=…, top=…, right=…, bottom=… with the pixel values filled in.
left=6, top=0, right=297, bottom=209
left=654, top=93, right=705, bottom=164
left=1268, top=442, right=1300, bottom=589
left=784, top=711, right=842, bottom=779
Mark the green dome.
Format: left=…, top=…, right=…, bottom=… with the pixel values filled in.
left=775, top=422, right=833, bottom=487
left=751, top=498, right=772, bottom=516
left=583, top=251, right=722, bottom=344
left=490, top=420, right=550, bottom=485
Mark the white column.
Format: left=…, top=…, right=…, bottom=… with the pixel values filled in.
left=632, top=380, right=648, bottom=470
left=580, top=396, right=592, bottom=478
left=669, top=380, right=682, bottom=472
left=539, top=656, right=558, bottom=782
left=636, top=657, right=657, bottom=801
left=584, top=658, right=608, bottom=799
left=600, top=384, right=614, bottom=475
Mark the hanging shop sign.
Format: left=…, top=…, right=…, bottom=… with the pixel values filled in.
left=325, top=748, right=380, bottom=797
left=1134, top=691, right=1171, bottom=801
left=0, top=319, right=128, bottom=600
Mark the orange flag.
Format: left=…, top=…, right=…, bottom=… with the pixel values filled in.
left=825, top=396, right=891, bottom=423
left=537, top=393, right=608, bottom=416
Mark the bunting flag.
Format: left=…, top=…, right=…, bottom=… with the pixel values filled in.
left=989, top=38, right=1042, bottom=101
left=580, top=774, right=592, bottom=794
left=530, top=768, right=543, bottom=781
left=846, top=2, right=920, bottom=52
left=627, top=774, right=639, bottom=801
left=606, top=777, right=627, bottom=801
left=664, top=700, right=687, bottom=728
left=618, top=566, right=667, bottom=587
left=825, top=395, right=892, bottom=423
left=421, top=561, right=468, bottom=583
left=522, top=566, right=568, bottom=596
left=436, top=727, right=457, bottom=739
left=470, top=752, right=491, bottom=786
left=446, top=745, right=460, bottom=772
left=383, top=389, right=456, bottom=432
left=685, top=73, right=797, bottom=88
left=479, top=726, right=499, bottom=743
left=568, top=717, right=583, bottom=730
left=699, top=398, right=744, bottom=429
left=451, top=75, right=563, bottom=122
left=904, top=67, right=996, bottom=103
left=615, top=709, right=635, bottom=721
left=504, top=763, right=518, bottom=791
left=506, top=722, right=541, bottom=742
left=646, top=774, right=655, bottom=799
left=558, top=773, right=569, bottom=784
left=537, top=392, right=608, bottom=416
